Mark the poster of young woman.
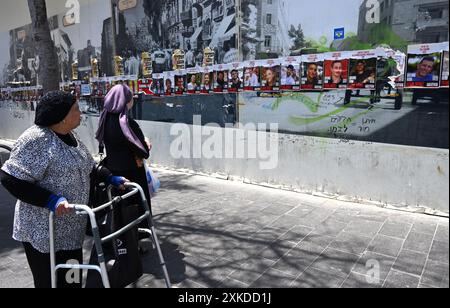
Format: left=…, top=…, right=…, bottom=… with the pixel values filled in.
left=348, top=50, right=378, bottom=90
left=280, top=57, right=301, bottom=91
left=260, top=59, right=281, bottom=92
left=174, top=70, right=187, bottom=96
left=243, top=60, right=263, bottom=91
left=228, top=62, right=244, bottom=93
left=300, top=54, right=324, bottom=90
left=213, top=64, right=229, bottom=93
left=164, top=71, right=175, bottom=96
left=186, top=68, right=201, bottom=94
left=323, top=52, right=351, bottom=90
left=405, top=43, right=446, bottom=89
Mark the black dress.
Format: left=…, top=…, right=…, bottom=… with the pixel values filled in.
left=103, top=113, right=152, bottom=216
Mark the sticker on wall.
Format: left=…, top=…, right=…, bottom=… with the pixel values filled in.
left=280, top=57, right=301, bottom=91
left=323, top=52, right=351, bottom=90
left=301, top=54, right=324, bottom=90
left=348, top=50, right=378, bottom=90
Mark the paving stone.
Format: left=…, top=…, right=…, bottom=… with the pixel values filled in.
left=434, top=225, right=449, bottom=243
left=420, top=260, right=449, bottom=288
left=292, top=267, right=346, bottom=288
left=428, top=241, right=449, bottom=264
left=309, top=248, right=360, bottom=278
left=341, top=272, right=382, bottom=288
left=229, top=258, right=276, bottom=285
left=383, top=270, right=420, bottom=288
left=379, top=221, right=412, bottom=239
left=367, top=235, right=403, bottom=258
left=392, top=249, right=427, bottom=276
left=343, top=220, right=383, bottom=238
left=403, top=232, right=434, bottom=253
left=328, top=232, right=373, bottom=256
left=261, top=203, right=297, bottom=216
left=249, top=268, right=297, bottom=288
left=411, top=219, right=438, bottom=235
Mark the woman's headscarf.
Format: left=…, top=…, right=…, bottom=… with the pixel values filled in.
left=96, top=84, right=148, bottom=154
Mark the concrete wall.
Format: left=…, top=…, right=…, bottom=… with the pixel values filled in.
left=1, top=108, right=448, bottom=214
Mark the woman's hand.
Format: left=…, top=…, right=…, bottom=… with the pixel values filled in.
left=55, top=200, right=73, bottom=216
left=145, top=137, right=153, bottom=152
left=108, top=176, right=130, bottom=190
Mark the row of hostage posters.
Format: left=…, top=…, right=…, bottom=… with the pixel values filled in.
left=145, top=44, right=449, bottom=96
left=406, top=42, right=449, bottom=88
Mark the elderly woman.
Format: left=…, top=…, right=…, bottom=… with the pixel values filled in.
left=0, top=91, right=126, bottom=288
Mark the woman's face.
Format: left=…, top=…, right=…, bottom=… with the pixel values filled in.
left=203, top=74, right=210, bottom=85
left=64, top=101, right=82, bottom=130
left=265, top=69, right=275, bottom=82
left=331, top=62, right=343, bottom=78
left=307, top=64, right=318, bottom=79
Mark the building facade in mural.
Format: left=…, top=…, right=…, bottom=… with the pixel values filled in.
left=358, top=0, right=449, bottom=45
left=114, top=0, right=238, bottom=73
left=255, top=0, right=290, bottom=58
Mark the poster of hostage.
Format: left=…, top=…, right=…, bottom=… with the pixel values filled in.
left=405, top=43, right=447, bottom=89
left=301, top=54, right=324, bottom=90
left=348, top=50, right=378, bottom=90
left=323, top=52, right=351, bottom=90
left=280, top=57, right=301, bottom=91
left=260, top=59, right=281, bottom=92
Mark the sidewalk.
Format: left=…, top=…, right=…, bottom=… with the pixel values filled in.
left=0, top=169, right=449, bottom=288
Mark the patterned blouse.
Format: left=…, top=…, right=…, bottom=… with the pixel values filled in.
left=1, top=126, right=95, bottom=253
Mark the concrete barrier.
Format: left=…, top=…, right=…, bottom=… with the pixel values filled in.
left=1, top=109, right=448, bottom=214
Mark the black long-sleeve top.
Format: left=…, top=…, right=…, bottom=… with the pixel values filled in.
left=103, top=113, right=150, bottom=172
left=0, top=132, right=112, bottom=209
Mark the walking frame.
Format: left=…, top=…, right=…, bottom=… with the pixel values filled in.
left=49, top=182, right=172, bottom=288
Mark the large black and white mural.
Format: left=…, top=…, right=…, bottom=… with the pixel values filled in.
left=114, top=0, right=238, bottom=73
left=1, top=0, right=111, bottom=85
